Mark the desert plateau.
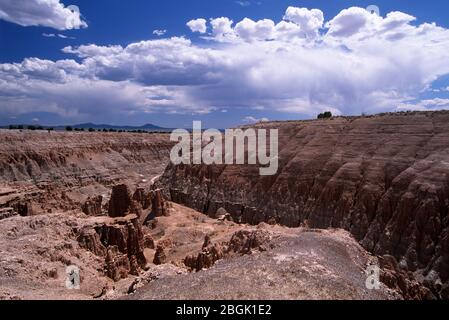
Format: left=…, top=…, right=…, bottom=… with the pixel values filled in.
left=0, top=111, right=447, bottom=300
left=2, top=1, right=449, bottom=306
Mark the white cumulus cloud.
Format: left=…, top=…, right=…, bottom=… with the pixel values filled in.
left=2, top=6, right=449, bottom=123
left=283, top=6, right=324, bottom=38
left=0, top=0, right=87, bottom=30
left=235, top=18, right=275, bottom=41
left=187, top=18, right=207, bottom=33
left=209, top=17, right=236, bottom=42
left=325, top=7, right=416, bottom=39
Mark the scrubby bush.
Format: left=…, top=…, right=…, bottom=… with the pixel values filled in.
left=65, top=126, right=73, bottom=131
left=317, top=111, right=333, bottom=119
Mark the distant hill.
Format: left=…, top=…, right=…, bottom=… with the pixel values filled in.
left=2, top=123, right=172, bottom=132
left=62, top=123, right=170, bottom=131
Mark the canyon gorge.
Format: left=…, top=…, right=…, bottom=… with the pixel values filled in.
left=1, top=111, right=448, bottom=300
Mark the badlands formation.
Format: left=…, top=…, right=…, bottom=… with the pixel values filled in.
left=1, top=111, right=448, bottom=300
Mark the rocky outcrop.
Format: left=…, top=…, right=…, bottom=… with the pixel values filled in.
left=1, top=189, right=53, bottom=218
left=0, top=207, right=16, bottom=220
left=379, top=255, right=434, bottom=300
left=82, top=195, right=103, bottom=216
left=184, top=244, right=224, bottom=272
left=160, top=111, right=449, bottom=297
left=133, top=188, right=151, bottom=210
left=77, top=214, right=147, bottom=281
left=139, top=187, right=168, bottom=218
left=108, top=185, right=133, bottom=218
left=97, top=216, right=147, bottom=277
left=108, top=184, right=168, bottom=221
left=78, top=182, right=169, bottom=278
left=153, top=244, right=167, bottom=265
left=0, top=188, right=48, bottom=219
left=151, top=189, right=167, bottom=217
left=105, top=246, right=133, bottom=282
left=184, top=234, right=225, bottom=271
left=184, top=230, right=271, bottom=271
left=17, top=201, right=35, bottom=217
left=77, top=228, right=107, bottom=257
left=143, top=233, right=155, bottom=249
left=227, top=230, right=272, bottom=254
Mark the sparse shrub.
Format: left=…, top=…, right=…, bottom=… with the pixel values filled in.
left=65, top=126, right=73, bottom=131
left=9, top=125, right=17, bottom=130
left=88, top=128, right=95, bottom=132
left=317, top=111, right=333, bottom=119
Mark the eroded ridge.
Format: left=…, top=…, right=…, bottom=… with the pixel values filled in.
left=159, top=111, right=449, bottom=299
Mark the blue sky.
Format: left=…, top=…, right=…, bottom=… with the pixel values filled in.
left=1, top=0, right=449, bottom=128
left=3, top=0, right=449, bottom=63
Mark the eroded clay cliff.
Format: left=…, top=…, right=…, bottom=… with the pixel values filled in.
left=0, top=131, right=172, bottom=184
left=159, top=111, right=449, bottom=298
left=0, top=131, right=174, bottom=216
